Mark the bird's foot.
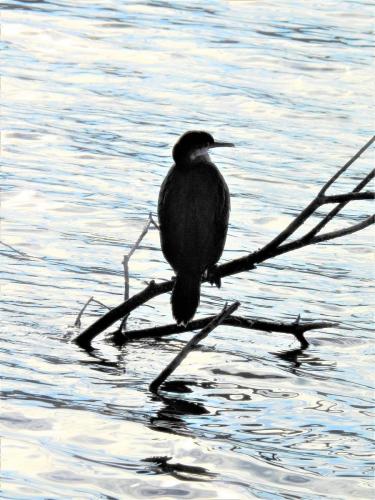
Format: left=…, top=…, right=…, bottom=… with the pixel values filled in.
left=206, top=265, right=221, bottom=288
left=176, top=319, right=188, bottom=328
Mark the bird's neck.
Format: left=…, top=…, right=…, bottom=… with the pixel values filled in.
left=173, top=145, right=211, bottom=166
left=189, top=148, right=210, bottom=163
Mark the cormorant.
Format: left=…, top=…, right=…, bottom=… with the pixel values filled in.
left=158, top=130, right=234, bottom=325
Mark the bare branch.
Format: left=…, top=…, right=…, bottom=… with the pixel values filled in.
left=318, top=135, right=374, bottom=196
left=310, top=215, right=374, bottom=245
left=351, top=168, right=375, bottom=193
left=123, top=259, right=130, bottom=302
left=149, top=301, right=240, bottom=393
left=121, top=212, right=158, bottom=331
left=123, top=213, right=155, bottom=299
left=119, top=314, right=337, bottom=349
left=127, top=214, right=154, bottom=261
left=260, top=215, right=374, bottom=259
left=75, top=280, right=172, bottom=349
left=322, top=191, right=374, bottom=204
left=74, top=296, right=111, bottom=328
left=75, top=208, right=373, bottom=347
left=302, top=169, right=374, bottom=241
left=75, top=297, right=94, bottom=328
left=276, top=215, right=374, bottom=255
left=149, top=213, right=160, bottom=230
left=74, top=137, right=374, bottom=348
left=91, top=298, right=111, bottom=310
left=254, top=137, right=374, bottom=254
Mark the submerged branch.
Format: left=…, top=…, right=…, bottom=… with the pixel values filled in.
left=149, top=301, right=240, bottom=393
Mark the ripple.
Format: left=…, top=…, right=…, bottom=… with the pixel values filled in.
left=1, top=0, right=374, bottom=498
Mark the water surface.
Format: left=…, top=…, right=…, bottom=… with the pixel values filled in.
left=1, top=1, right=374, bottom=498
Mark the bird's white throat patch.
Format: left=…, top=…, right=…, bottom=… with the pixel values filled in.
left=189, top=147, right=210, bottom=162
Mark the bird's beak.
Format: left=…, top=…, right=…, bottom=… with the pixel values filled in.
left=210, top=141, right=235, bottom=148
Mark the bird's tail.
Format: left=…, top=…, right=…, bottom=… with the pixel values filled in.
left=171, top=272, right=201, bottom=326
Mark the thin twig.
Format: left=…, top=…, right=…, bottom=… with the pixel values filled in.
left=128, top=213, right=156, bottom=261
left=75, top=297, right=94, bottom=328
left=123, top=212, right=157, bottom=299
left=150, top=213, right=160, bottom=230
left=91, top=298, right=111, bottom=310
left=121, top=213, right=158, bottom=330
left=302, top=169, right=374, bottom=241
left=123, top=259, right=130, bottom=302
left=309, top=215, right=374, bottom=245
left=75, top=279, right=163, bottom=348
left=74, top=297, right=111, bottom=328
left=149, top=301, right=240, bottom=393
left=318, top=135, right=375, bottom=196
left=276, top=215, right=374, bottom=255
left=123, top=217, right=151, bottom=300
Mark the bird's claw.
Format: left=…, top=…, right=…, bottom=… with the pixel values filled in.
left=206, top=265, right=221, bottom=288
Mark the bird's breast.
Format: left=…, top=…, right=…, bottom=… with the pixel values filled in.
left=158, top=160, right=229, bottom=273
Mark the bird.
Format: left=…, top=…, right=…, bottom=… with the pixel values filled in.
left=158, top=130, right=234, bottom=325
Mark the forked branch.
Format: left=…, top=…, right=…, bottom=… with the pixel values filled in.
left=75, top=136, right=374, bottom=349
left=123, top=212, right=159, bottom=300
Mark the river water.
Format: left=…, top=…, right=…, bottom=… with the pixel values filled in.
left=1, top=1, right=374, bottom=498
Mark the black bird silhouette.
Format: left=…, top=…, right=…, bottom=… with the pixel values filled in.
left=158, top=130, right=234, bottom=325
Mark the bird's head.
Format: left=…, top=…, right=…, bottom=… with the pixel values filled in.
left=172, top=130, right=234, bottom=164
